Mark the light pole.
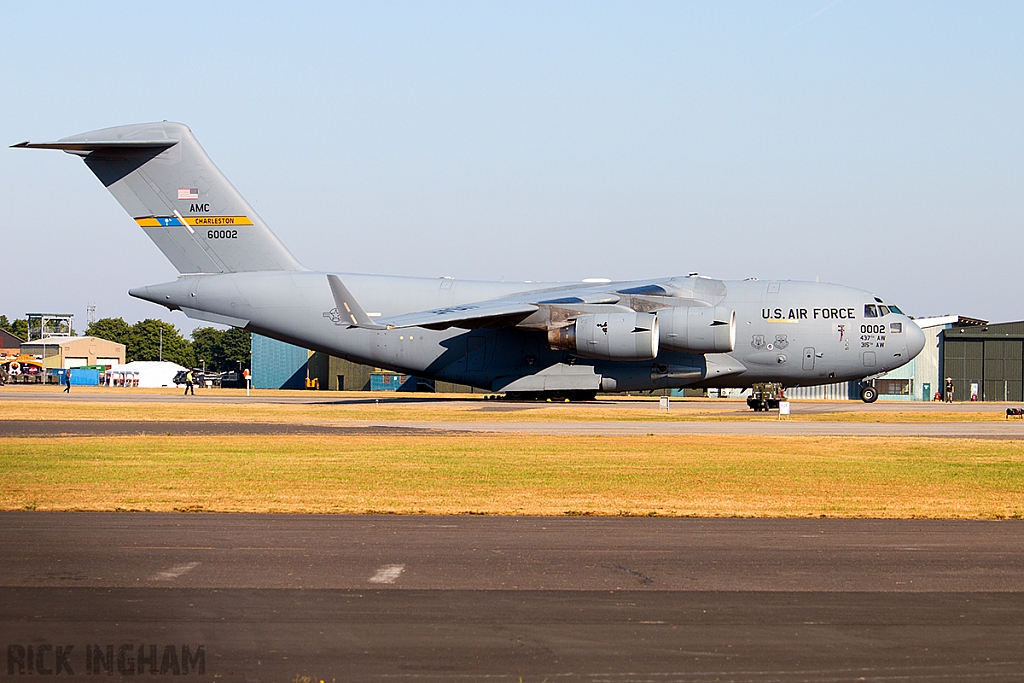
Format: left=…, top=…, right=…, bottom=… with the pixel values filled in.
left=159, top=327, right=163, bottom=362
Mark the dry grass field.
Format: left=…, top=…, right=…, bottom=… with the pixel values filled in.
left=2, top=433, right=1022, bottom=518
left=3, top=389, right=1021, bottom=518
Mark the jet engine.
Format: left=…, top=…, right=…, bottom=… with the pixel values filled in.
left=657, top=305, right=736, bottom=353
left=547, top=312, right=659, bottom=361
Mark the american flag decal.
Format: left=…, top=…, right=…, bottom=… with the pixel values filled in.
left=177, top=188, right=199, bottom=200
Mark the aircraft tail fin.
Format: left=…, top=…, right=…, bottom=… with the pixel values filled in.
left=14, top=122, right=303, bottom=274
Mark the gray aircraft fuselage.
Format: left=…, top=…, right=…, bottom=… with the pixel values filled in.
left=16, top=121, right=926, bottom=396
left=130, top=271, right=924, bottom=394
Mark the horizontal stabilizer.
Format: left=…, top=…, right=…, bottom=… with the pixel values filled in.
left=11, top=139, right=178, bottom=153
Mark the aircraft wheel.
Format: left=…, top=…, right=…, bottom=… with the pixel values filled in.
left=860, top=385, right=878, bottom=403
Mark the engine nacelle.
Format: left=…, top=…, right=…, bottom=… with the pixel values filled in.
left=657, top=305, right=736, bottom=353
left=547, top=312, right=659, bottom=361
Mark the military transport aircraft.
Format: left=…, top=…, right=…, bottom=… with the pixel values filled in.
left=15, top=122, right=925, bottom=402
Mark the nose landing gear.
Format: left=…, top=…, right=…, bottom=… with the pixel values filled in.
left=860, top=384, right=878, bottom=403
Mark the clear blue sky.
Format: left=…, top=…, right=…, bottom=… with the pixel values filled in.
left=2, top=1, right=1021, bottom=331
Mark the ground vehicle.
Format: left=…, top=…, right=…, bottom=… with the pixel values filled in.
left=747, top=383, right=783, bottom=412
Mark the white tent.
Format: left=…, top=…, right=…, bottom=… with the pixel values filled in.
left=104, top=361, right=187, bottom=388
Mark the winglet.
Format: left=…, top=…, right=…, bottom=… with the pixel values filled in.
left=327, top=275, right=384, bottom=329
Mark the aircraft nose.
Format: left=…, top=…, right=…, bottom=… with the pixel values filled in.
left=906, top=319, right=926, bottom=359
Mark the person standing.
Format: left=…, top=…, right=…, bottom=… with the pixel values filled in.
left=945, top=377, right=955, bottom=403
left=63, top=368, right=71, bottom=393
left=184, top=369, right=194, bottom=396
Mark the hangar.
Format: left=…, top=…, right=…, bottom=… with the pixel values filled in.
left=0, top=329, right=24, bottom=359
left=250, top=334, right=477, bottom=392
left=941, top=320, right=1024, bottom=402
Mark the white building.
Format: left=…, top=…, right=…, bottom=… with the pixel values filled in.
left=104, top=361, right=187, bottom=388
left=782, top=315, right=986, bottom=401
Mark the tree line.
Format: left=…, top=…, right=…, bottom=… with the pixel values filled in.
left=0, top=315, right=249, bottom=371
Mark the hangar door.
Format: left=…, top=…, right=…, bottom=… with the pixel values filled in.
left=983, top=339, right=1023, bottom=402
left=943, top=339, right=983, bottom=402
left=944, top=338, right=1024, bottom=401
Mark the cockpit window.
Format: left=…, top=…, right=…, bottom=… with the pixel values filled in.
left=888, top=305, right=903, bottom=315
left=878, top=305, right=890, bottom=316
left=864, top=304, right=878, bottom=318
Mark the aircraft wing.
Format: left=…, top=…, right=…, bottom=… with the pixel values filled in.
left=375, top=300, right=539, bottom=330
left=328, top=275, right=533, bottom=331
left=370, top=281, right=634, bottom=330
left=365, top=280, right=676, bottom=330
left=339, top=276, right=715, bottom=331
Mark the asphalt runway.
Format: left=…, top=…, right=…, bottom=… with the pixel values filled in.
left=3, top=513, right=1024, bottom=682
left=0, top=419, right=446, bottom=438
left=3, top=417, right=1024, bottom=439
